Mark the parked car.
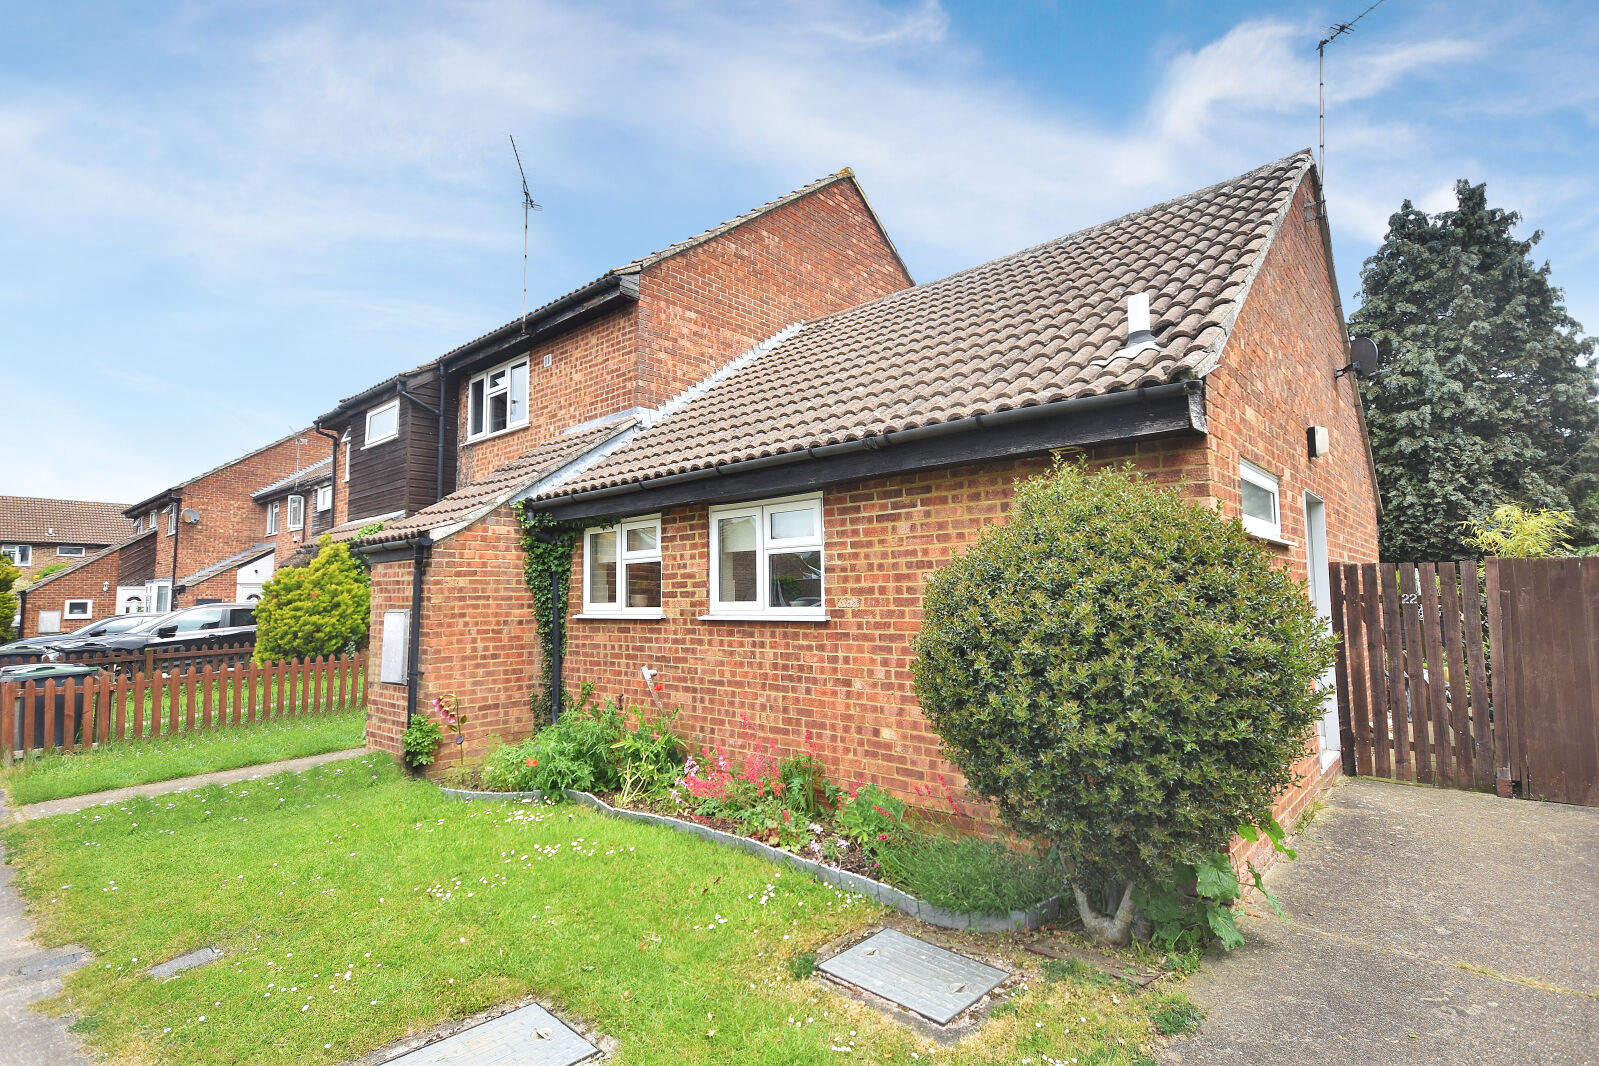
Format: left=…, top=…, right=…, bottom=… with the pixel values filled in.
left=38, top=603, right=257, bottom=665
left=0, top=613, right=171, bottom=655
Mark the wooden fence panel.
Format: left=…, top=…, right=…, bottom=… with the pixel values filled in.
left=2, top=681, right=15, bottom=763
left=1436, top=563, right=1473, bottom=789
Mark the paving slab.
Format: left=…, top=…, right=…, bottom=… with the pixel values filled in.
left=148, top=945, right=223, bottom=981
left=382, top=1003, right=598, bottom=1066
left=818, top=928, right=1009, bottom=1025
left=1163, top=779, right=1599, bottom=1066
left=0, top=794, right=92, bottom=1066
left=10, top=746, right=369, bottom=822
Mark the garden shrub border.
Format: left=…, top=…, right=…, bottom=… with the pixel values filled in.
left=439, top=785, right=1064, bottom=932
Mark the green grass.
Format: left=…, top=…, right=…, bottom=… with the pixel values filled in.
left=877, top=832, right=1063, bottom=916
left=1, top=710, right=365, bottom=806
left=2, top=754, right=1191, bottom=1065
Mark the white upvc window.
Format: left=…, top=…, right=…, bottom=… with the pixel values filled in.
left=166, top=504, right=177, bottom=535
left=2, top=544, right=31, bottom=566
left=365, top=399, right=400, bottom=446
left=266, top=501, right=280, bottom=535
left=314, top=485, right=333, bottom=512
left=287, top=494, right=305, bottom=531
left=64, top=599, right=93, bottom=619
left=151, top=580, right=172, bottom=614
left=341, top=432, right=351, bottom=481
left=57, top=545, right=85, bottom=557
left=147, top=510, right=157, bottom=529
left=467, top=356, right=529, bottom=440
left=583, top=516, right=663, bottom=616
left=707, top=494, right=826, bottom=620
left=1239, top=460, right=1282, bottom=540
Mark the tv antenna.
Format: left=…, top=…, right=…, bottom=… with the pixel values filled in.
left=509, top=134, right=543, bottom=336
left=1318, top=0, right=1388, bottom=186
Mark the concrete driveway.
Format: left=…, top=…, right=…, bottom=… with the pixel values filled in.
left=1162, top=778, right=1599, bottom=1066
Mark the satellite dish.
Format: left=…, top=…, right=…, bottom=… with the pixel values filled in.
left=181, top=508, right=201, bottom=524
left=1339, top=336, right=1380, bottom=379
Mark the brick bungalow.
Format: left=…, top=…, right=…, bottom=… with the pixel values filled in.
left=357, top=153, right=1379, bottom=845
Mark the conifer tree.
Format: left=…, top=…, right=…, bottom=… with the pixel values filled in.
left=1349, top=180, right=1598, bottom=559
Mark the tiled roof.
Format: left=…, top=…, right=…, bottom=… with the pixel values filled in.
left=24, top=527, right=155, bottom=590
left=536, top=153, right=1313, bottom=501
left=357, top=419, right=636, bottom=547
left=252, top=458, right=333, bottom=501
left=176, top=543, right=275, bottom=590
left=0, top=496, right=135, bottom=545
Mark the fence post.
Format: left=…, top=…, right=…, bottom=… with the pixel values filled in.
left=1485, top=559, right=1514, bottom=796
left=1, top=680, right=14, bottom=765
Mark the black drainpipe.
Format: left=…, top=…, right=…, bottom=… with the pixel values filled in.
left=168, top=494, right=181, bottom=608
left=405, top=535, right=432, bottom=728
left=312, top=423, right=341, bottom=527
left=435, top=363, right=448, bottom=502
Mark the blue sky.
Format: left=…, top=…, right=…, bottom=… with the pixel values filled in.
left=5, top=0, right=1597, bottom=503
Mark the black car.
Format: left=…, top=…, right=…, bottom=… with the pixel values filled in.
left=40, top=603, right=257, bottom=663
left=0, top=612, right=171, bottom=655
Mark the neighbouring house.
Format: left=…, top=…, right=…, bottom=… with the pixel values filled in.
left=0, top=496, right=135, bottom=587
left=121, top=431, right=330, bottom=611
left=357, top=154, right=1378, bottom=848
left=252, top=457, right=336, bottom=570
left=14, top=527, right=159, bottom=636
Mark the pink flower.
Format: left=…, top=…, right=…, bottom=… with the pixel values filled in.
left=877, top=833, right=889, bottom=841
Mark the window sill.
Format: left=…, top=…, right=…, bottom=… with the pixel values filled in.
left=362, top=435, right=399, bottom=449
left=1246, top=530, right=1297, bottom=549
left=463, top=422, right=530, bottom=447
left=698, top=612, right=830, bottom=623
left=572, top=611, right=666, bottom=621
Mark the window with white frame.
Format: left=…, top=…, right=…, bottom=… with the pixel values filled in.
left=266, top=501, right=280, bottom=535
left=467, top=357, right=529, bottom=439
left=2, top=544, right=31, bottom=566
left=166, top=504, right=177, bottom=535
left=583, top=517, right=662, bottom=614
left=341, top=432, right=351, bottom=481
left=134, top=516, right=144, bottom=532
left=365, top=399, right=399, bottom=446
left=57, top=545, right=85, bottom=557
left=314, top=485, right=333, bottom=512
left=64, top=599, right=93, bottom=619
left=147, top=510, right=157, bottom=530
left=287, top=494, right=305, bottom=531
left=708, top=494, right=825, bottom=618
left=1239, top=460, right=1282, bottom=540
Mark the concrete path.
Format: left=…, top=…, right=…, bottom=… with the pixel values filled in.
left=0, top=792, right=92, bottom=1066
left=1162, top=778, right=1599, bottom=1066
left=10, top=747, right=368, bottom=822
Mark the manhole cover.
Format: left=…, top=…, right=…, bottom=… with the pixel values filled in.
left=817, top=929, right=1008, bottom=1025
left=148, top=946, right=223, bottom=980
left=385, top=1003, right=599, bottom=1066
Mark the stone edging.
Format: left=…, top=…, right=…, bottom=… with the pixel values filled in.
left=439, top=786, right=1061, bottom=933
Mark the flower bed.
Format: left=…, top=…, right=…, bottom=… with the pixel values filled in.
left=434, top=689, right=1066, bottom=931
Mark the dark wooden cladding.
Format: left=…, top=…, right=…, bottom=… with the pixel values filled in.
left=1334, top=557, right=1599, bottom=807
left=340, top=368, right=452, bottom=524
left=117, top=530, right=158, bottom=585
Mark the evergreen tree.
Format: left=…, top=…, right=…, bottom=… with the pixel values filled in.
left=1349, top=180, right=1599, bottom=559
left=253, top=536, right=370, bottom=662
left=0, top=557, right=18, bottom=645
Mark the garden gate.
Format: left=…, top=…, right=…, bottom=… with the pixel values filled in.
left=1330, top=558, right=1599, bottom=806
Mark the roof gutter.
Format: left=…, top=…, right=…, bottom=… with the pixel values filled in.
left=439, top=274, right=637, bottom=376
left=541, top=380, right=1202, bottom=511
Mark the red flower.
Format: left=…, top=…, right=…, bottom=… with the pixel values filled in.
left=877, top=833, right=889, bottom=841
left=653, top=683, right=664, bottom=692
left=525, top=758, right=538, bottom=767
left=781, top=810, right=792, bottom=823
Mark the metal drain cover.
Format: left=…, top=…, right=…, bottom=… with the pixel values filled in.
left=817, top=928, right=1008, bottom=1024
left=385, top=1003, right=599, bottom=1066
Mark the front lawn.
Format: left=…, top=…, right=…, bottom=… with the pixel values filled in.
left=3, top=754, right=1191, bottom=1065
left=1, top=710, right=365, bottom=806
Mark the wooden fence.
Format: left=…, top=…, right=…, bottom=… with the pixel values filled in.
left=1333, top=558, right=1599, bottom=805
left=2, top=653, right=366, bottom=763
left=1331, top=562, right=1494, bottom=791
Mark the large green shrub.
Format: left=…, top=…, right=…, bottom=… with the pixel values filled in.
left=254, top=535, right=370, bottom=663
left=0, top=557, right=18, bottom=644
left=912, top=463, right=1334, bottom=944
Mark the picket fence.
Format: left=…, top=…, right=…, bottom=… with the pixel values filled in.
left=2, top=653, right=366, bottom=762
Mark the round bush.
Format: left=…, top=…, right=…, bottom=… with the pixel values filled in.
left=912, top=463, right=1333, bottom=918
left=254, top=535, right=370, bottom=663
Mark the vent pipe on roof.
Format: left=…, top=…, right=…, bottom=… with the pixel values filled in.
left=1091, top=292, right=1160, bottom=367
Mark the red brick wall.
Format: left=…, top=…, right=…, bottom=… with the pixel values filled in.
left=455, top=178, right=911, bottom=486
left=6, top=542, right=117, bottom=588
left=19, top=551, right=120, bottom=636
left=365, top=508, right=541, bottom=763
left=153, top=434, right=314, bottom=607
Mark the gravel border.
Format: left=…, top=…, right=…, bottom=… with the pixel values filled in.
left=439, top=785, right=1061, bottom=932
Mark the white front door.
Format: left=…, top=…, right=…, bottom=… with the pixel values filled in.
left=1302, top=493, right=1340, bottom=770
left=116, top=586, right=147, bottom=614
